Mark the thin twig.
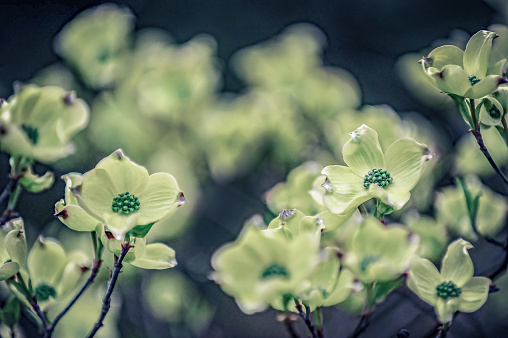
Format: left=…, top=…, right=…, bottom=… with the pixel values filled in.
left=87, top=243, right=131, bottom=338
left=44, top=259, right=103, bottom=337
left=30, top=298, right=48, bottom=332
left=294, top=300, right=317, bottom=338
left=470, top=129, right=508, bottom=185
left=502, top=116, right=508, bottom=143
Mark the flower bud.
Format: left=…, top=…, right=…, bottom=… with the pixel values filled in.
left=18, top=166, right=55, bottom=193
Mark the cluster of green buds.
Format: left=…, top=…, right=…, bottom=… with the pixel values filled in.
left=112, top=192, right=140, bottom=215
left=363, top=168, right=393, bottom=189
left=436, top=281, right=462, bottom=300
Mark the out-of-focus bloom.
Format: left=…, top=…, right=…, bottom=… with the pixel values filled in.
left=27, top=236, right=90, bottom=307
left=54, top=4, right=134, bottom=88
left=0, top=219, right=26, bottom=281
left=421, top=30, right=506, bottom=99
left=342, top=217, right=419, bottom=283
left=211, top=222, right=320, bottom=314
left=57, top=149, right=185, bottom=240
left=322, top=125, right=432, bottom=215
left=435, top=176, right=507, bottom=240
left=407, top=239, right=490, bottom=323
left=0, top=85, right=89, bottom=163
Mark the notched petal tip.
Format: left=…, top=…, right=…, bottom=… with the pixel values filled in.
left=321, top=178, right=333, bottom=193
left=54, top=209, right=69, bottom=220
left=176, top=192, right=186, bottom=206
left=113, top=149, right=125, bottom=160
left=70, top=184, right=82, bottom=196
left=279, top=209, right=296, bottom=220
left=63, top=91, right=76, bottom=105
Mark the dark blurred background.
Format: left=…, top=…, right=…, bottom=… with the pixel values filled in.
left=0, top=1, right=504, bottom=338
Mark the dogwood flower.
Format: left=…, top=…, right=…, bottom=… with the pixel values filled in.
left=321, top=125, right=432, bottom=215
left=0, top=85, right=89, bottom=163
left=421, top=30, right=506, bottom=99
left=211, top=222, right=320, bottom=314
left=57, top=149, right=185, bottom=240
left=342, top=217, right=419, bottom=283
left=407, top=239, right=490, bottom=324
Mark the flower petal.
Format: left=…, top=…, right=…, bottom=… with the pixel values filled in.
left=430, top=64, right=471, bottom=96
left=321, top=165, right=371, bottom=215
left=54, top=200, right=101, bottom=232
left=427, top=45, right=464, bottom=69
left=441, top=239, right=474, bottom=287
left=0, top=262, right=20, bottom=281
left=27, top=237, right=67, bottom=286
left=94, top=149, right=149, bottom=195
left=103, top=212, right=139, bottom=240
left=463, top=30, right=497, bottom=78
left=435, top=297, right=460, bottom=324
left=137, top=172, right=183, bottom=225
left=342, top=124, right=386, bottom=177
left=130, top=243, right=177, bottom=269
left=407, top=256, right=440, bottom=306
left=369, top=184, right=410, bottom=210
left=458, top=276, right=490, bottom=312
left=385, top=138, right=432, bottom=192
left=79, top=168, right=117, bottom=217
left=464, top=75, right=503, bottom=99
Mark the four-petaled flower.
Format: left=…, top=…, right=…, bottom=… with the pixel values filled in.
left=321, top=124, right=432, bottom=215
left=421, top=30, right=507, bottom=99
left=407, top=238, right=491, bottom=324
left=56, top=149, right=185, bottom=240
left=0, top=85, right=89, bottom=163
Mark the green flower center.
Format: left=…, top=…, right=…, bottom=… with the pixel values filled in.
left=261, top=264, right=289, bottom=279
left=363, top=168, right=392, bottom=189
left=112, top=192, right=140, bottom=215
left=468, top=75, right=480, bottom=86
left=35, top=283, right=57, bottom=302
left=436, top=281, right=462, bottom=300
left=360, top=255, right=379, bottom=272
left=21, top=124, right=39, bottom=144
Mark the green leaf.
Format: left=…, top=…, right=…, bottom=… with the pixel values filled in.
left=448, top=94, right=473, bottom=128
left=126, top=222, right=155, bottom=238
left=0, top=296, right=21, bottom=328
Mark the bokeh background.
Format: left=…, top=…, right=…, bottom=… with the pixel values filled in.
left=1, top=0, right=508, bottom=337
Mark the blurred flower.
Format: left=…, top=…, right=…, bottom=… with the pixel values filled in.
left=26, top=236, right=90, bottom=308
left=0, top=85, right=89, bottom=163
left=265, top=162, right=327, bottom=215
left=211, top=222, right=320, bottom=314
left=404, top=213, right=449, bottom=263
left=0, top=219, right=26, bottom=281
left=421, top=30, right=506, bottom=99
left=407, top=239, right=490, bottom=324
left=321, top=124, right=432, bottom=214
left=342, top=217, right=419, bottom=283
left=435, top=176, right=507, bottom=240
left=64, top=149, right=185, bottom=240
left=54, top=3, right=134, bottom=89
left=454, top=125, right=508, bottom=176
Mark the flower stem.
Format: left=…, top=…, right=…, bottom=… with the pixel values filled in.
left=502, top=116, right=508, bottom=143
left=358, top=204, right=367, bottom=216
left=313, top=307, right=324, bottom=338
left=294, top=299, right=318, bottom=338
left=349, top=283, right=375, bottom=338
left=44, top=258, right=103, bottom=338
left=468, top=99, right=508, bottom=186
left=470, top=128, right=508, bottom=185
left=87, top=242, right=131, bottom=338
